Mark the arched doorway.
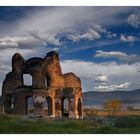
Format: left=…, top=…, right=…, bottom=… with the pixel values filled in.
left=43, top=96, right=53, bottom=116
left=26, top=96, right=34, bottom=114
left=61, top=98, right=69, bottom=117
left=77, top=98, right=82, bottom=118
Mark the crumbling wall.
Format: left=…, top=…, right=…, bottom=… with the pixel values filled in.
left=44, top=51, right=65, bottom=87
left=2, top=53, right=24, bottom=113
left=2, top=51, right=83, bottom=118
left=63, top=73, right=81, bottom=88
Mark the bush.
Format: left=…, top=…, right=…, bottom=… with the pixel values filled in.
left=103, top=100, right=122, bottom=116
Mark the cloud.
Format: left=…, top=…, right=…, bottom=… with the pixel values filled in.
left=91, top=24, right=107, bottom=33
left=127, top=14, right=140, bottom=28
left=0, top=63, right=11, bottom=74
left=1, top=7, right=122, bottom=50
left=0, top=33, right=61, bottom=50
left=0, top=40, right=18, bottom=48
left=61, top=60, right=140, bottom=79
left=68, top=29, right=101, bottom=42
left=29, top=30, right=61, bottom=46
left=95, top=75, right=108, bottom=82
left=16, top=7, right=132, bottom=34
left=81, top=29, right=101, bottom=40
left=61, top=60, right=140, bottom=91
left=120, top=34, right=135, bottom=43
left=95, top=50, right=127, bottom=58
left=95, top=50, right=140, bottom=64
left=0, top=7, right=135, bottom=51
left=0, top=7, right=139, bottom=94
left=0, top=7, right=133, bottom=45
left=107, top=32, right=117, bottom=39
left=94, top=82, right=130, bottom=92
left=0, top=36, right=41, bottom=49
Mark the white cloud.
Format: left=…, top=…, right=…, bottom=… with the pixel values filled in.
left=61, top=60, right=140, bottom=91
left=0, top=7, right=133, bottom=46
left=61, top=60, right=140, bottom=79
left=15, top=7, right=132, bottom=35
left=107, top=32, right=117, bottom=38
left=29, top=30, right=61, bottom=46
left=127, top=14, right=140, bottom=28
left=95, top=50, right=140, bottom=64
left=0, top=7, right=134, bottom=51
left=94, top=82, right=130, bottom=92
left=95, top=50, right=127, bottom=58
left=120, top=34, right=135, bottom=43
left=92, top=24, right=107, bottom=33
left=95, top=75, right=108, bottom=82
left=0, top=64, right=11, bottom=74
left=0, top=40, right=18, bottom=48
left=0, top=7, right=139, bottom=94
left=68, top=29, right=101, bottom=42
left=127, top=36, right=135, bottom=42
left=67, top=34, right=81, bottom=42
left=81, top=29, right=101, bottom=40
left=0, top=33, right=61, bottom=50
left=0, top=36, right=40, bottom=49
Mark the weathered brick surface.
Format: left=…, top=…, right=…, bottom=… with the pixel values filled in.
left=2, top=51, right=83, bottom=118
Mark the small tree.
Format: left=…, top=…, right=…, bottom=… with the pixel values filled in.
left=104, top=99, right=122, bottom=116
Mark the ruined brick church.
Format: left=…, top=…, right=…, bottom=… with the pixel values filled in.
left=1, top=51, right=83, bottom=118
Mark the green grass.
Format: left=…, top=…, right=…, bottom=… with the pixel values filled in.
left=0, top=115, right=140, bottom=134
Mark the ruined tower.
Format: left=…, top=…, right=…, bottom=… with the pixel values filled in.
left=2, top=51, right=83, bottom=119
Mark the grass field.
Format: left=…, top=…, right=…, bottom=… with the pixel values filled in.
left=0, top=115, right=140, bottom=134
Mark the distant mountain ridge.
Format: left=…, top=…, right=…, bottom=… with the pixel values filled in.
left=83, top=89, right=140, bottom=108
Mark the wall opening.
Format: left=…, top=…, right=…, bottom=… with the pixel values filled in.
left=61, top=98, right=69, bottom=117
left=44, top=96, right=53, bottom=116
left=26, top=96, right=34, bottom=114
left=77, top=98, right=82, bottom=118
left=23, top=74, right=32, bottom=86
left=45, top=75, right=51, bottom=87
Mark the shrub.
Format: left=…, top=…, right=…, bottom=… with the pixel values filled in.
left=103, top=100, right=122, bottom=116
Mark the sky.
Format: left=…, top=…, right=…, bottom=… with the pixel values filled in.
left=0, top=6, right=140, bottom=93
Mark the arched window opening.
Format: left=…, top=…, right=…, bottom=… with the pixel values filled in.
left=77, top=98, right=82, bottom=118
left=45, top=75, right=51, bottom=87
left=43, top=96, right=52, bottom=116
left=62, top=98, right=69, bottom=117
left=26, top=96, right=34, bottom=114
left=23, top=74, right=32, bottom=86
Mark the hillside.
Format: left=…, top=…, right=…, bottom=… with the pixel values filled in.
left=83, top=89, right=140, bottom=108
